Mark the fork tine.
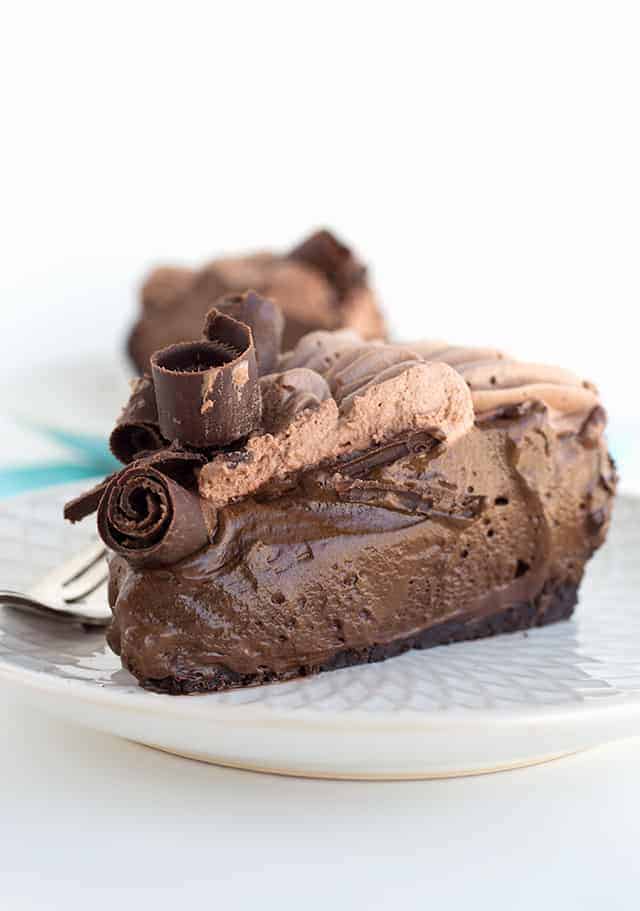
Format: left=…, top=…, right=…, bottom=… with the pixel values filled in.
left=62, top=541, right=107, bottom=587
left=7, top=539, right=112, bottom=628
left=28, top=540, right=107, bottom=605
left=63, top=563, right=109, bottom=604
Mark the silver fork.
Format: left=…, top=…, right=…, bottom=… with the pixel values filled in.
left=0, top=539, right=111, bottom=627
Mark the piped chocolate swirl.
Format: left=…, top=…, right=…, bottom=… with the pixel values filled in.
left=260, top=368, right=332, bottom=433
left=410, top=341, right=600, bottom=426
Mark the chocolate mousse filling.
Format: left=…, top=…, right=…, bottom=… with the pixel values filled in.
left=68, top=314, right=616, bottom=694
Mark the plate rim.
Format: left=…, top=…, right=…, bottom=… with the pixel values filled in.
left=3, top=655, right=640, bottom=732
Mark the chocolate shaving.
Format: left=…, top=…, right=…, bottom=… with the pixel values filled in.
left=151, top=309, right=261, bottom=447
left=109, top=375, right=166, bottom=464
left=335, top=431, right=444, bottom=478
left=289, top=229, right=366, bottom=296
left=587, top=506, right=607, bottom=534
left=133, top=447, right=206, bottom=482
left=98, top=464, right=216, bottom=567
left=63, top=475, right=114, bottom=524
left=475, top=400, right=550, bottom=446
left=579, top=405, right=607, bottom=449
left=329, top=477, right=484, bottom=525
left=215, top=290, right=284, bottom=376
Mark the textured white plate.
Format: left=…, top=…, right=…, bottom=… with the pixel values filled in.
left=1, top=483, right=639, bottom=779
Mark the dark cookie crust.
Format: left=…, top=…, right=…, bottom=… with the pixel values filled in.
left=134, top=580, right=578, bottom=695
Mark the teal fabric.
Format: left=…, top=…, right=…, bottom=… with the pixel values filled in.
left=0, top=428, right=118, bottom=498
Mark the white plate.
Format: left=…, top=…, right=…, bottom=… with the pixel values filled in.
left=1, top=483, right=639, bottom=780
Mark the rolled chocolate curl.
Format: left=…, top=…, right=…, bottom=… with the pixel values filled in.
left=97, top=464, right=216, bottom=567
left=109, top=375, right=166, bottom=464
left=133, top=446, right=207, bottom=482
left=289, top=229, right=366, bottom=295
left=151, top=310, right=261, bottom=447
left=64, top=475, right=113, bottom=524
left=64, top=448, right=205, bottom=526
left=214, top=290, right=284, bottom=376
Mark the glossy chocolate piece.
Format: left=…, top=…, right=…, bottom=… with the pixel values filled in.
left=109, top=375, right=166, bottom=464
left=63, top=476, right=113, bottom=524
left=64, top=446, right=206, bottom=525
left=97, top=459, right=215, bottom=568
left=214, top=290, right=284, bottom=376
left=151, top=310, right=261, bottom=448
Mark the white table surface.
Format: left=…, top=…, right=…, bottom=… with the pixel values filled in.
left=1, top=694, right=639, bottom=910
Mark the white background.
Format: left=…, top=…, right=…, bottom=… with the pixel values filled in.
left=1, top=2, right=639, bottom=909
left=1, top=1, right=638, bottom=425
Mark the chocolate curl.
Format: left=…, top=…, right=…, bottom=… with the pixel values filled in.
left=63, top=448, right=205, bottom=526
left=151, top=309, right=261, bottom=447
left=97, top=463, right=215, bottom=568
left=289, top=229, right=366, bottom=296
left=109, top=375, right=166, bottom=464
left=215, top=290, right=284, bottom=376
left=64, top=475, right=114, bottom=524
left=135, top=446, right=207, bottom=480
left=579, top=405, right=608, bottom=449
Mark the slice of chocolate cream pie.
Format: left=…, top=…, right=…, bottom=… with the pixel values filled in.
left=66, top=296, right=616, bottom=693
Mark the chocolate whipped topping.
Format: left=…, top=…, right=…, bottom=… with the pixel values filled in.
left=410, top=341, right=600, bottom=427
left=198, top=359, right=473, bottom=509
left=198, top=330, right=603, bottom=512
left=259, top=368, right=332, bottom=433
